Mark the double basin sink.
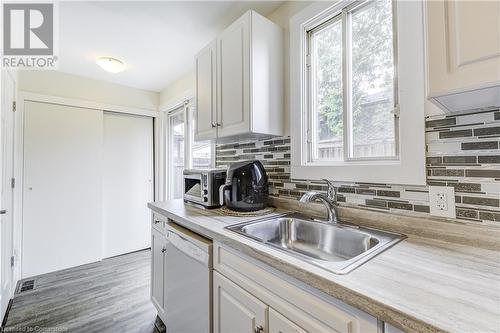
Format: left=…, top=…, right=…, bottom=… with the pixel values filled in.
left=226, top=213, right=405, bottom=274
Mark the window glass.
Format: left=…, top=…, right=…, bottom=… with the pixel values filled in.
left=192, top=140, right=212, bottom=168
left=190, top=106, right=212, bottom=169
left=349, top=0, right=396, bottom=158
left=169, top=111, right=184, bottom=199
left=311, top=18, right=343, bottom=161
left=307, top=0, right=397, bottom=162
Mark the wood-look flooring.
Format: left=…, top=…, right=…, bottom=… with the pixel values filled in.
left=3, top=250, right=164, bottom=333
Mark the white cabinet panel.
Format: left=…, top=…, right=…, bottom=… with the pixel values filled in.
left=385, top=323, right=405, bottom=333
left=447, top=1, right=500, bottom=67
left=102, top=113, right=153, bottom=258
left=22, top=101, right=103, bottom=277
left=269, top=308, right=307, bottom=333
left=217, top=12, right=251, bottom=138
left=426, top=0, right=500, bottom=95
left=195, top=40, right=217, bottom=140
left=214, top=271, right=267, bottom=333
left=151, top=227, right=167, bottom=321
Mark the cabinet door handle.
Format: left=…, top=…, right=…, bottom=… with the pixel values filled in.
left=254, top=325, right=263, bottom=333
left=216, top=123, right=221, bottom=127
left=211, top=123, right=216, bottom=128
left=154, top=220, right=161, bottom=224
left=161, top=247, right=166, bottom=253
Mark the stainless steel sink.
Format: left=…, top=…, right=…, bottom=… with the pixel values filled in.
left=226, top=214, right=405, bottom=274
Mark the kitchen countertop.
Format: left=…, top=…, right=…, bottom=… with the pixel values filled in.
left=148, top=199, right=500, bottom=333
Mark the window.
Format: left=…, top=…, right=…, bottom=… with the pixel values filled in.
left=166, top=101, right=213, bottom=199
left=167, top=109, right=186, bottom=199
left=290, top=0, right=426, bottom=185
left=191, top=105, right=213, bottom=169
left=307, top=0, right=397, bottom=163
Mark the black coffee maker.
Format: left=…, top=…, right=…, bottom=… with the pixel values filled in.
left=219, top=160, right=269, bottom=212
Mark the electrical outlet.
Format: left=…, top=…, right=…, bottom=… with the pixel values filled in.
left=428, top=186, right=456, bottom=218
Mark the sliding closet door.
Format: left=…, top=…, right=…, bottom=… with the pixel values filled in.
left=23, top=101, right=103, bottom=278
left=102, top=112, right=153, bottom=258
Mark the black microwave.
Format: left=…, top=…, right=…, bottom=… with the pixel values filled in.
left=183, top=169, right=226, bottom=208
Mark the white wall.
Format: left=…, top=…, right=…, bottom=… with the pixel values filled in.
left=18, top=70, right=159, bottom=111
left=159, top=72, right=195, bottom=110
left=267, top=1, right=313, bottom=136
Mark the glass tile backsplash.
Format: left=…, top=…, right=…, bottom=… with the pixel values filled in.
left=216, top=109, right=500, bottom=224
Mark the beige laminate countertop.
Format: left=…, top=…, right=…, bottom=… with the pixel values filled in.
left=148, top=199, right=500, bottom=333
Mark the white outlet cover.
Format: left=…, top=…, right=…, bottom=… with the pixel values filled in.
left=429, top=186, right=456, bottom=218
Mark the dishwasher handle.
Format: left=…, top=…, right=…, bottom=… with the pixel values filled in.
left=166, top=230, right=209, bottom=266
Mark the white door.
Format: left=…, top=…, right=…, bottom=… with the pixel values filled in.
left=217, top=12, right=251, bottom=138
left=0, top=71, right=16, bottom=320
left=195, top=39, right=217, bottom=140
left=22, top=101, right=103, bottom=277
left=102, top=112, right=153, bottom=258
left=213, top=271, right=267, bottom=333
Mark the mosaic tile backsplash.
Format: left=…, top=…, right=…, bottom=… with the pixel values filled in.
left=216, top=109, right=500, bottom=224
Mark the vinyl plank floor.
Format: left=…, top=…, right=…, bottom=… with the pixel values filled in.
left=4, top=250, right=162, bottom=333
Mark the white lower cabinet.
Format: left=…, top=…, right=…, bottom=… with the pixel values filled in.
left=269, top=308, right=307, bottom=333
left=214, top=271, right=267, bottom=333
left=385, top=324, right=405, bottom=333
left=151, top=227, right=167, bottom=321
left=213, top=243, right=379, bottom=333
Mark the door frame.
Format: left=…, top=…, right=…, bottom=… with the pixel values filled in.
left=13, top=91, right=160, bottom=282
left=1, top=69, right=17, bottom=322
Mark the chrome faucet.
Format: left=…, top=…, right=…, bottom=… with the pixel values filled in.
left=299, top=179, right=339, bottom=224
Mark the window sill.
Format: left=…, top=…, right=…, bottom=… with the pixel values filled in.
left=305, top=159, right=400, bottom=167
left=291, top=162, right=426, bottom=186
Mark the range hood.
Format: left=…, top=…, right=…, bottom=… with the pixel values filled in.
left=429, top=83, right=500, bottom=114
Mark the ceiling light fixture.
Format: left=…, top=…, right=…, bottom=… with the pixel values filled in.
left=96, top=56, right=126, bottom=73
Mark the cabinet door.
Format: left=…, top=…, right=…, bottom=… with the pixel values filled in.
left=217, top=11, right=251, bottom=138
left=151, top=228, right=167, bottom=319
left=426, top=0, right=500, bottom=94
left=269, top=308, right=307, bottom=333
left=214, top=271, right=267, bottom=333
left=195, top=39, right=217, bottom=140
left=385, top=324, right=405, bottom=333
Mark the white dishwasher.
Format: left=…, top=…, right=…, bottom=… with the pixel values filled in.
left=165, top=222, right=212, bottom=333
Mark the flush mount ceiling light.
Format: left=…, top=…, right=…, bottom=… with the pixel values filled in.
left=96, top=57, right=126, bottom=73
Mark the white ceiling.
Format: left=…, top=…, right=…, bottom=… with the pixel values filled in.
left=58, top=1, right=285, bottom=92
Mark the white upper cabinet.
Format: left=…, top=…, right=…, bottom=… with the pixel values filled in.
left=195, top=40, right=217, bottom=140
left=195, top=10, right=284, bottom=142
left=425, top=0, right=500, bottom=96
left=217, top=13, right=251, bottom=138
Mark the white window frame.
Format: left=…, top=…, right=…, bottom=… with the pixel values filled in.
left=290, top=0, right=426, bottom=185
